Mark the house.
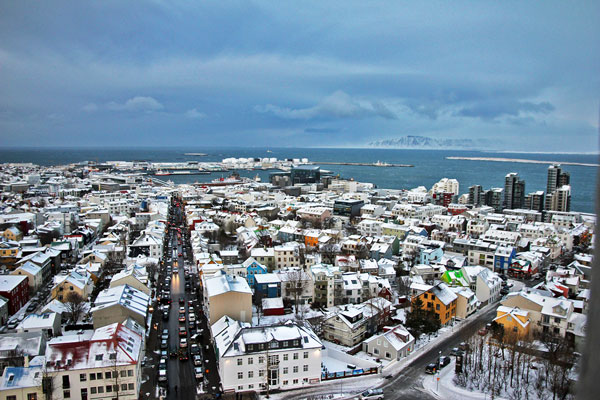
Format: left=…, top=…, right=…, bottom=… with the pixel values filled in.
left=91, top=284, right=150, bottom=329
left=501, top=291, right=575, bottom=337
left=342, top=273, right=362, bottom=304
left=0, top=276, right=29, bottom=315
left=0, top=360, right=44, bottom=400
left=493, top=306, right=530, bottom=338
left=0, top=331, right=46, bottom=372
left=2, top=227, right=23, bottom=242
left=109, top=269, right=150, bottom=296
left=16, top=312, right=61, bottom=337
left=0, top=297, right=7, bottom=326
left=11, top=262, right=43, bottom=293
left=310, top=264, right=343, bottom=308
left=278, top=269, right=314, bottom=306
left=15, top=250, right=53, bottom=281
left=322, top=305, right=367, bottom=346
left=461, top=266, right=502, bottom=306
left=128, top=231, right=163, bottom=258
left=262, top=297, right=285, bottom=316
left=51, top=271, right=93, bottom=303
left=411, top=282, right=457, bottom=325
left=79, top=251, right=108, bottom=267
left=254, top=273, right=281, bottom=299
left=244, top=258, right=267, bottom=288
left=215, top=321, right=322, bottom=393
left=250, top=248, right=275, bottom=271
left=44, top=322, right=143, bottom=400
left=363, top=324, right=415, bottom=361
left=203, top=274, right=253, bottom=324
left=418, top=246, right=443, bottom=265
left=450, top=287, right=479, bottom=319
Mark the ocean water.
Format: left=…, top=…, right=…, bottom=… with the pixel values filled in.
left=1, top=147, right=597, bottom=214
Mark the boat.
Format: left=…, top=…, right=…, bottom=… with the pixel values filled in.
left=374, top=160, right=391, bottom=167
left=155, top=170, right=171, bottom=176
left=254, top=174, right=261, bottom=182
left=184, top=153, right=208, bottom=156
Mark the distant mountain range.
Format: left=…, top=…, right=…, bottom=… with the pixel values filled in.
left=368, top=135, right=490, bottom=150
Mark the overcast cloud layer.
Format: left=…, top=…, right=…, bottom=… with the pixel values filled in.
left=0, top=1, right=598, bottom=151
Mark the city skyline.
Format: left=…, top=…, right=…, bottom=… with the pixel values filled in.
left=0, top=1, right=598, bottom=151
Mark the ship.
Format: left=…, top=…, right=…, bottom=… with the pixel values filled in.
left=155, top=170, right=171, bottom=176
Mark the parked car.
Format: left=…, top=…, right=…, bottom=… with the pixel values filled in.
left=194, top=367, right=203, bottom=380
left=179, top=326, right=187, bottom=337
left=180, top=338, right=188, bottom=348
left=439, top=356, right=451, bottom=368
left=161, top=329, right=169, bottom=341
left=449, top=348, right=463, bottom=356
left=193, top=355, right=203, bottom=367
left=189, top=313, right=196, bottom=322
left=7, top=320, right=18, bottom=330
left=160, top=339, right=168, bottom=350
left=179, top=313, right=186, bottom=323
left=190, top=344, right=200, bottom=355
left=158, top=368, right=167, bottom=383
left=359, top=389, right=384, bottom=399
left=425, top=363, right=437, bottom=374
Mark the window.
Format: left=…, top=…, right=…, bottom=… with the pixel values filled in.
left=98, top=387, right=104, bottom=394
left=106, top=385, right=112, bottom=392
left=259, top=370, right=265, bottom=377
left=80, top=373, right=86, bottom=382
left=303, top=365, right=308, bottom=372
left=283, top=354, right=288, bottom=361
left=303, top=351, right=308, bottom=359
left=248, top=371, right=254, bottom=378
left=105, top=371, right=111, bottom=379
left=238, top=372, right=243, bottom=380
left=91, top=388, right=97, bottom=394
left=128, top=383, right=134, bottom=390
left=385, top=352, right=391, bottom=359
left=248, top=357, right=253, bottom=365
left=27, top=394, right=37, bottom=400
left=63, top=390, right=70, bottom=399
left=293, top=379, right=298, bottom=384
left=109, top=353, right=117, bottom=360
left=120, top=371, right=126, bottom=378
left=62, top=375, right=70, bottom=389
left=127, top=370, right=133, bottom=377
left=121, top=384, right=127, bottom=391
left=90, top=373, right=96, bottom=380
left=248, top=384, right=254, bottom=389
left=436, top=304, right=440, bottom=311
left=259, top=356, right=265, bottom=364
left=237, top=358, right=243, bottom=366
left=283, top=380, right=288, bottom=385
left=293, top=366, right=299, bottom=373
left=283, top=367, right=288, bottom=374
left=6, top=395, right=16, bottom=400
left=238, top=386, right=244, bottom=390
left=513, top=326, right=518, bottom=332
left=373, top=348, right=379, bottom=355
left=95, top=354, right=103, bottom=361
left=293, top=353, right=298, bottom=360
left=80, top=389, right=88, bottom=400
left=97, top=372, right=103, bottom=380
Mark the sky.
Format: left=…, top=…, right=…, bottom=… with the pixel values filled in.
left=0, top=1, right=598, bottom=151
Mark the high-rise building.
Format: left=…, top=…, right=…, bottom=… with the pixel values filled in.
left=484, top=188, right=504, bottom=212
left=545, top=165, right=571, bottom=210
left=524, top=191, right=545, bottom=212
left=468, top=185, right=483, bottom=207
left=504, top=173, right=525, bottom=210
left=546, top=185, right=571, bottom=212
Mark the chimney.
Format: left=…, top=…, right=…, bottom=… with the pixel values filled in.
left=24, top=355, right=29, bottom=368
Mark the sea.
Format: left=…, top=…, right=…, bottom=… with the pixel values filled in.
left=1, top=147, right=597, bottom=214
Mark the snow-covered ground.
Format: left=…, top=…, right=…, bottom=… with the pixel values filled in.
left=422, top=358, right=499, bottom=400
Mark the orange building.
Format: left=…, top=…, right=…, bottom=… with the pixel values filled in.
left=412, top=282, right=458, bottom=325
left=304, top=230, right=321, bottom=248
left=493, top=306, right=530, bottom=338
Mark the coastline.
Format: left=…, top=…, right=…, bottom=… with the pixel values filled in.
left=446, top=156, right=599, bottom=167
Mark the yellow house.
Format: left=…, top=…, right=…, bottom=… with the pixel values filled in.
left=0, top=241, right=19, bottom=258
left=412, top=282, right=458, bottom=325
left=51, top=271, right=93, bottom=302
left=493, top=306, right=530, bottom=338
left=2, top=227, right=23, bottom=242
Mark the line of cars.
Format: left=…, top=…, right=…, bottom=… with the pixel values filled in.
left=425, top=342, right=469, bottom=375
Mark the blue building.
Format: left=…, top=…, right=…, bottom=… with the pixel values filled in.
left=244, top=257, right=267, bottom=287
left=494, top=246, right=516, bottom=273
left=419, top=246, right=443, bottom=265
left=254, top=273, right=282, bottom=298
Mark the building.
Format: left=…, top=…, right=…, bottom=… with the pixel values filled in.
left=524, top=191, right=545, bottom=213
left=16, top=312, right=61, bottom=337
left=51, top=271, right=94, bottom=303
left=546, top=185, right=571, bottom=212
left=11, top=262, right=43, bottom=293
left=362, top=324, right=415, bottom=361
left=203, top=274, right=253, bottom=324
left=254, top=273, right=282, bottom=299
left=310, top=264, right=342, bottom=308
left=545, top=165, right=570, bottom=211
left=290, top=166, right=320, bottom=185
left=412, top=282, right=458, bottom=325
left=322, top=305, right=367, bottom=346
left=91, top=284, right=150, bottom=329
left=493, top=306, right=530, bottom=338
left=503, top=173, right=525, bottom=210
left=0, top=276, right=29, bottom=315
left=109, top=269, right=151, bottom=296
left=0, top=362, right=44, bottom=400
left=44, top=322, right=143, bottom=400
left=484, top=188, right=504, bottom=213
left=333, top=199, right=364, bottom=218
left=468, top=185, right=484, bottom=207
left=215, top=321, right=322, bottom=394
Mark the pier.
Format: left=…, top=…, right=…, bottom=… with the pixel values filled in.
left=446, top=156, right=599, bottom=167
left=312, top=161, right=413, bottom=167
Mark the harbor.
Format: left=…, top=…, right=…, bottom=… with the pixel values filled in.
left=313, top=161, right=414, bottom=167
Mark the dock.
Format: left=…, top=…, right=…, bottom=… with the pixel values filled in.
left=312, top=161, right=414, bottom=167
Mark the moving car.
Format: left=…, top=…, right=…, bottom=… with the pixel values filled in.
left=179, top=326, right=187, bottom=337
left=193, top=355, right=203, bottom=366
left=194, top=367, right=203, bottom=380
left=180, top=338, right=188, bottom=348
left=439, top=356, right=451, bottom=368
left=161, top=329, right=169, bottom=341
left=179, top=313, right=186, bottom=323
left=359, top=389, right=384, bottom=399
left=160, top=339, right=168, bottom=350
left=425, top=363, right=437, bottom=374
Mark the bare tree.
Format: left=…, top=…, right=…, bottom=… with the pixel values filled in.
left=65, top=292, right=86, bottom=323
left=285, top=269, right=309, bottom=317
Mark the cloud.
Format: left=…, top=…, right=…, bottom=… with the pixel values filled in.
left=185, top=108, right=206, bottom=119
left=106, top=96, right=163, bottom=112
left=456, top=100, right=555, bottom=120
left=255, top=91, right=397, bottom=120
left=304, top=127, right=340, bottom=134
left=82, top=103, right=98, bottom=112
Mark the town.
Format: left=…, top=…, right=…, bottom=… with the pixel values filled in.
left=0, top=160, right=592, bottom=400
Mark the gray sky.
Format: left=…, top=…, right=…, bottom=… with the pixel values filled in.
left=1, top=1, right=598, bottom=151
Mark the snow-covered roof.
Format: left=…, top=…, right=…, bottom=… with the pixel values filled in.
left=205, top=274, right=252, bottom=298
left=262, top=297, right=284, bottom=310
left=431, top=282, right=458, bottom=306
left=254, top=273, right=281, bottom=285
left=91, top=284, right=149, bottom=318
left=0, top=275, right=27, bottom=292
